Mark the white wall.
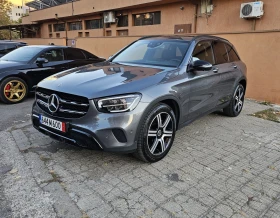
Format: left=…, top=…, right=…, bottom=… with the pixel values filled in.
left=8, top=5, right=29, bottom=21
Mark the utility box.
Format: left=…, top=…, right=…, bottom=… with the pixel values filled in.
left=174, top=24, right=192, bottom=34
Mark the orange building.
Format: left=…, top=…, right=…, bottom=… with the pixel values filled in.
left=14, top=0, right=280, bottom=104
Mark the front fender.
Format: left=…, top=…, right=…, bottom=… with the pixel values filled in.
left=133, top=93, right=182, bottom=143
left=0, top=71, right=30, bottom=87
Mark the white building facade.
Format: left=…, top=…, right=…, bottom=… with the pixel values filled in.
left=8, top=4, right=29, bottom=21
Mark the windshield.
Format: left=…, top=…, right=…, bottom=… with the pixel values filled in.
left=112, top=40, right=189, bottom=67
left=0, top=46, right=43, bottom=63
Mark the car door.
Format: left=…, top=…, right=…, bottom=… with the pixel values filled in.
left=26, top=48, right=68, bottom=88
left=224, top=42, right=242, bottom=94
left=212, top=41, right=237, bottom=105
left=186, top=40, right=220, bottom=121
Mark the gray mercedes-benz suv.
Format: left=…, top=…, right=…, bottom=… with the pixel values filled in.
left=32, top=35, right=247, bottom=162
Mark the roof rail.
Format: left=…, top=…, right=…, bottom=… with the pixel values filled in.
left=192, top=34, right=230, bottom=42
left=139, top=35, right=188, bottom=40
left=138, top=34, right=230, bottom=42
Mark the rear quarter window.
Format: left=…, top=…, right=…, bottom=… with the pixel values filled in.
left=64, top=48, right=86, bottom=60
left=225, top=43, right=240, bottom=62
left=82, top=50, right=98, bottom=59
left=212, top=41, right=228, bottom=64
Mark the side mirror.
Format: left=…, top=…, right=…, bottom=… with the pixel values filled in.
left=36, top=57, right=48, bottom=65
left=190, top=60, right=212, bottom=71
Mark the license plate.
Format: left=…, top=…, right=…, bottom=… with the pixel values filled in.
left=39, top=115, right=66, bottom=133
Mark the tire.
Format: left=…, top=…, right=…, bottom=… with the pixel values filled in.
left=134, top=103, right=176, bottom=163
left=223, top=84, right=245, bottom=117
left=0, top=77, right=28, bottom=104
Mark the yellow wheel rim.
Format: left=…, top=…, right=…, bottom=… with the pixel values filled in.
left=3, top=80, right=26, bottom=102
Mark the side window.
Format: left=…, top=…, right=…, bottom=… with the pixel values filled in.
left=225, top=43, right=240, bottom=62
left=0, top=45, right=6, bottom=55
left=192, top=41, right=214, bottom=64
left=82, top=50, right=98, bottom=59
left=64, top=48, right=86, bottom=60
left=6, top=44, right=17, bottom=53
left=212, top=41, right=228, bottom=64
left=40, top=49, right=64, bottom=62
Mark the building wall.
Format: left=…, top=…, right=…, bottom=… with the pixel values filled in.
left=8, top=5, right=29, bottom=21
left=197, top=0, right=280, bottom=33
left=23, top=0, right=280, bottom=36
left=22, top=0, right=182, bottom=23
left=34, top=0, right=280, bottom=40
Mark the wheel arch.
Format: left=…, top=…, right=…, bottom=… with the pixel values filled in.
left=134, top=95, right=182, bottom=144
left=239, top=79, right=247, bottom=92
left=0, top=73, right=31, bottom=91
left=160, top=99, right=180, bottom=131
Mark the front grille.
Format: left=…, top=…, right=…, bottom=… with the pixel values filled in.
left=36, top=87, right=89, bottom=119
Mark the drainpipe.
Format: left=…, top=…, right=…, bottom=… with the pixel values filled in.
left=252, top=0, right=257, bottom=31
left=103, top=17, right=105, bottom=37
left=65, top=21, right=68, bottom=46
left=252, top=18, right=256, bottom=31
left=189, top=0, right=199, bottom=33
left=193, top=4, right=198, bottom=33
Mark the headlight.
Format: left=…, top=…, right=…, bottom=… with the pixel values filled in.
left=96, top=94, right=141, bottom=113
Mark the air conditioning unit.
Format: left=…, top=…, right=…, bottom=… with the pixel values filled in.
left=104, top=11, right=116, bottom=23
left=201, top=0, right=214, bottom=14
left=240, top=1, right=264, bottom=19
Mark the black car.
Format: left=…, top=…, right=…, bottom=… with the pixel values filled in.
left=32, top=35, right=247, bottom=163
left=0, top=45, right=105, bottom=103
left=0, top=40, right=27, bottom=58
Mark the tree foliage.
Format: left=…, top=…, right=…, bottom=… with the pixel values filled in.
left=0, top=0, right=12, bottom=25
left=0, top=0, right=14, bottom=39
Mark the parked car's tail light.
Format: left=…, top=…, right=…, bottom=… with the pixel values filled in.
left=96, top=94, right=141, bottom=113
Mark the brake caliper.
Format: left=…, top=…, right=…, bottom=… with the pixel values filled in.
left=5, top=84, right=11, bottom=97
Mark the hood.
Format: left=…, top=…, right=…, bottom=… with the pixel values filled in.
left=0, top=60, right=25, bottom=73
left=38, top=62, right=172, bottom=99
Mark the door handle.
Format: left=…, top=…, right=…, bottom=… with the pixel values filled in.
left=213, top=68, right=219, bottom=73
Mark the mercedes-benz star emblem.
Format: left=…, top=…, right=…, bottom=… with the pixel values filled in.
left=48, top=94, right=60, bottom=113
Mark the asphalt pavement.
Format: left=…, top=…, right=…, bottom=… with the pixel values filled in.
left=0, top=95, right=34, bottom=131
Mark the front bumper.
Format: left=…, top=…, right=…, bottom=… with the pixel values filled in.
left=32, top=100, right=149, bottom=153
